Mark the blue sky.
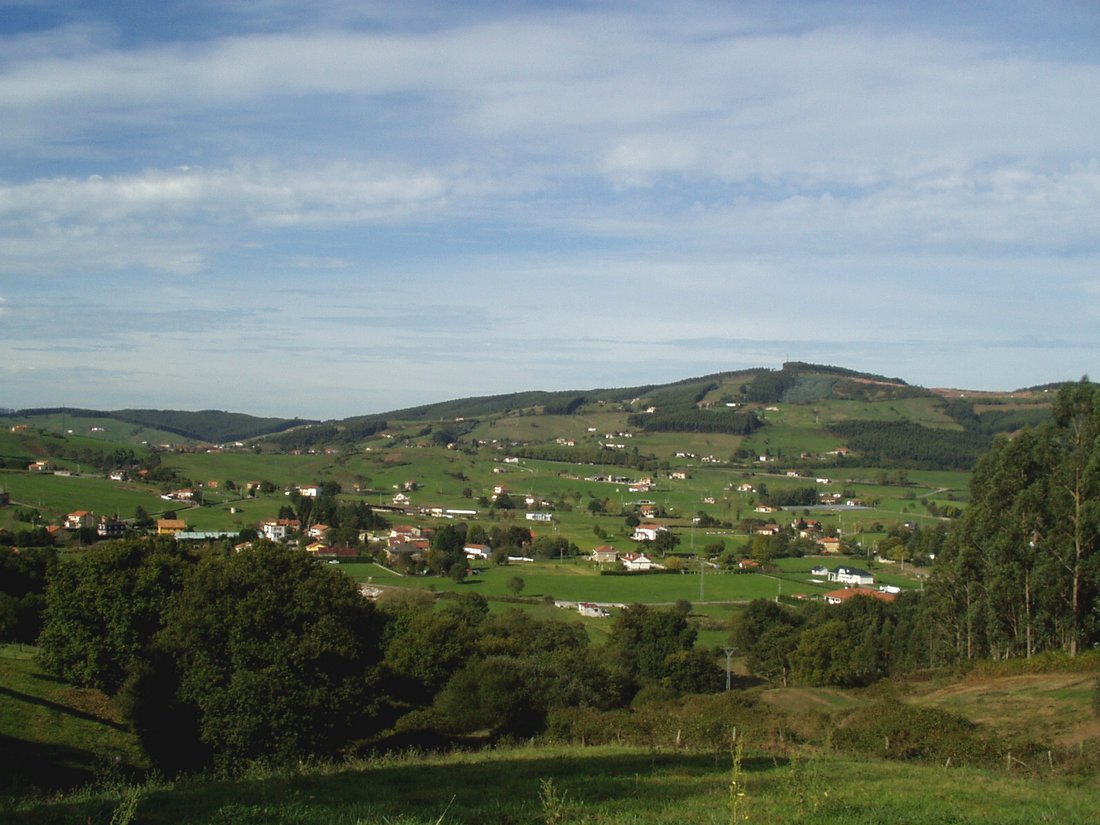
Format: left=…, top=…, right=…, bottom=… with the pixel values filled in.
left=2, top=0, right=1098, bottom=419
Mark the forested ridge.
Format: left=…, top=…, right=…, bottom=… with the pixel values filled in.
left=827, top=420, right=991, bottom=469
left=10, top=408, right=311, bottom=443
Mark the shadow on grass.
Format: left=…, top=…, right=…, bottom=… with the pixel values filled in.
left=0, top=732, right=99, bottom=796
left=29, top=672, right=68, bottom=686
left=6, top=750, right=785, bottom=825
left=0, top=685, right=127, bottom=732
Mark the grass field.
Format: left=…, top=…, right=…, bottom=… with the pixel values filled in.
left=5, top=643, right=1100, bottom=824
left=6, top=742, right=1099, bottom=825
left=0, top=645, right=146, bottom=796
left=342, top=559, right=838, bottom=606
left=0, top=470, right=169, bottom=524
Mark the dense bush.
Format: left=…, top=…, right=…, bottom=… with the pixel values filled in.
left=831, top=702, right=995, bottom=765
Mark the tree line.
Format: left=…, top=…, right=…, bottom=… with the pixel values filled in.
left=827, top=420, right=991, bottom=469
left=627, top=409, right=762, bottom=436
left=34, top=539, right=722, bottom=774
left=737, top=380, right=1100, bottom=688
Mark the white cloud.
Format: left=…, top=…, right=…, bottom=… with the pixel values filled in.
left=0, top=162, right=450, bottom=276
left=1, top=2, right=1097, bottom=415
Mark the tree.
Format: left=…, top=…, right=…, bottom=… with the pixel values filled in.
left=506, top=575, right=526, bottom=596
left=428, top=523, right=467, bottom=577
left=0, top=545, right=57, bottom=643
left=37, top=537, right=195, bottom=694
left=381, top=603, right=479, bottom=709
left=1049, top=379, right=1100, bottom=656
left=434, top=656, right=544, bottom=738
left=152, top=542, right=387, bottom=771
left=661, top=648, right=724, bottom=694
left=925, top=379, right=1100, bottom=660
left=652, top=530, right=680, bottom=555
left=608, top=603, right=697, bottom=686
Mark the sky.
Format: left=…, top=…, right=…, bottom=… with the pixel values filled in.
left=2, top=0, right=1098, bottom=419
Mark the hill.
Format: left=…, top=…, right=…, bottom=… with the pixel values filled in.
left=3, top=409, right=313, bottom=445
left=255, top=363, right=1059, bottom=469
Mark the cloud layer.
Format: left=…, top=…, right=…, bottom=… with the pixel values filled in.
left=2, top=1, right=1097, bottom=416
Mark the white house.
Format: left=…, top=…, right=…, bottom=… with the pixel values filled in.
left=464, top=543, right=492, bottom=560
left=577, top=602, right=610, bottom=618
left=620, top=552, right=659, bottom=571
left=632, top=523, right=666, bottom=542
left=828, top=565, right=874, bottom=587
left=262, top=521, right=289, bottom=541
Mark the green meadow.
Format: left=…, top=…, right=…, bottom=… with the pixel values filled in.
left=5, top=740, right=1098, bottom=825
left=0, top=471, right=167, bottom=523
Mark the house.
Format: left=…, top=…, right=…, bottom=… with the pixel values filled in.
left=392, top=492, right=411, bottom=505
left=385, top=542, right=424, bottom=563
left=308, top=524, right=330, bottom=540
left=464, top=543, right=492, bottom=560
left=261, top=518, right=300, bottom=541
left=526, top=512, right=553, bottom=522
left=590, top=545, right=618, bottom=564
left=96, top=517, right=126, bottom=538
left=64, top=510, right=94, bottom=530
left=670, top=471, right=688, bottom=480
left=156, top=518, right=186, bottom=536
left=816, top=537, right=842, bottom=554
left=737, top=483, right=755, bottom=492
left=620, top=552, right=659, bottom=571
left=737, top=558, right=761, bottom=570
left=828, top=565, right=874, bottom=586
left=755, top=523, right=781, bottom=536
left=631, top=523, right=666, bottom=542
left=390, top=525, right=423, bottom=540
left=754, top=504, right=777, bottom=513
left=810, top=565, right=829, bottom=577
left=824, top=587, right=895, bottom=605
left=28, top=461, right=50, bottom=472
left=262, top=521, right=288, bottom=541
left=577, top=602, right=610, bottom=618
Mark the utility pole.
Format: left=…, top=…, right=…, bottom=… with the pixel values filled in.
left=723, top=647, right=737, bottom=691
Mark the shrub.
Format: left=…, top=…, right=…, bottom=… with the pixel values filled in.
left=831, top=701, right=994, bottom=765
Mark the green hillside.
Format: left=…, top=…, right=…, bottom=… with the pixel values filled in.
left=4, top=642, right=1099, bottom=824
left=3, top=409, right=311, bottom=445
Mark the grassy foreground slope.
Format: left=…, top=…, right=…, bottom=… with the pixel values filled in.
left=4, top=642, right=1100, bottom=825
left=0, top=646, right=146, bottom=795
left=6, top=744, right=1099, bottom=825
